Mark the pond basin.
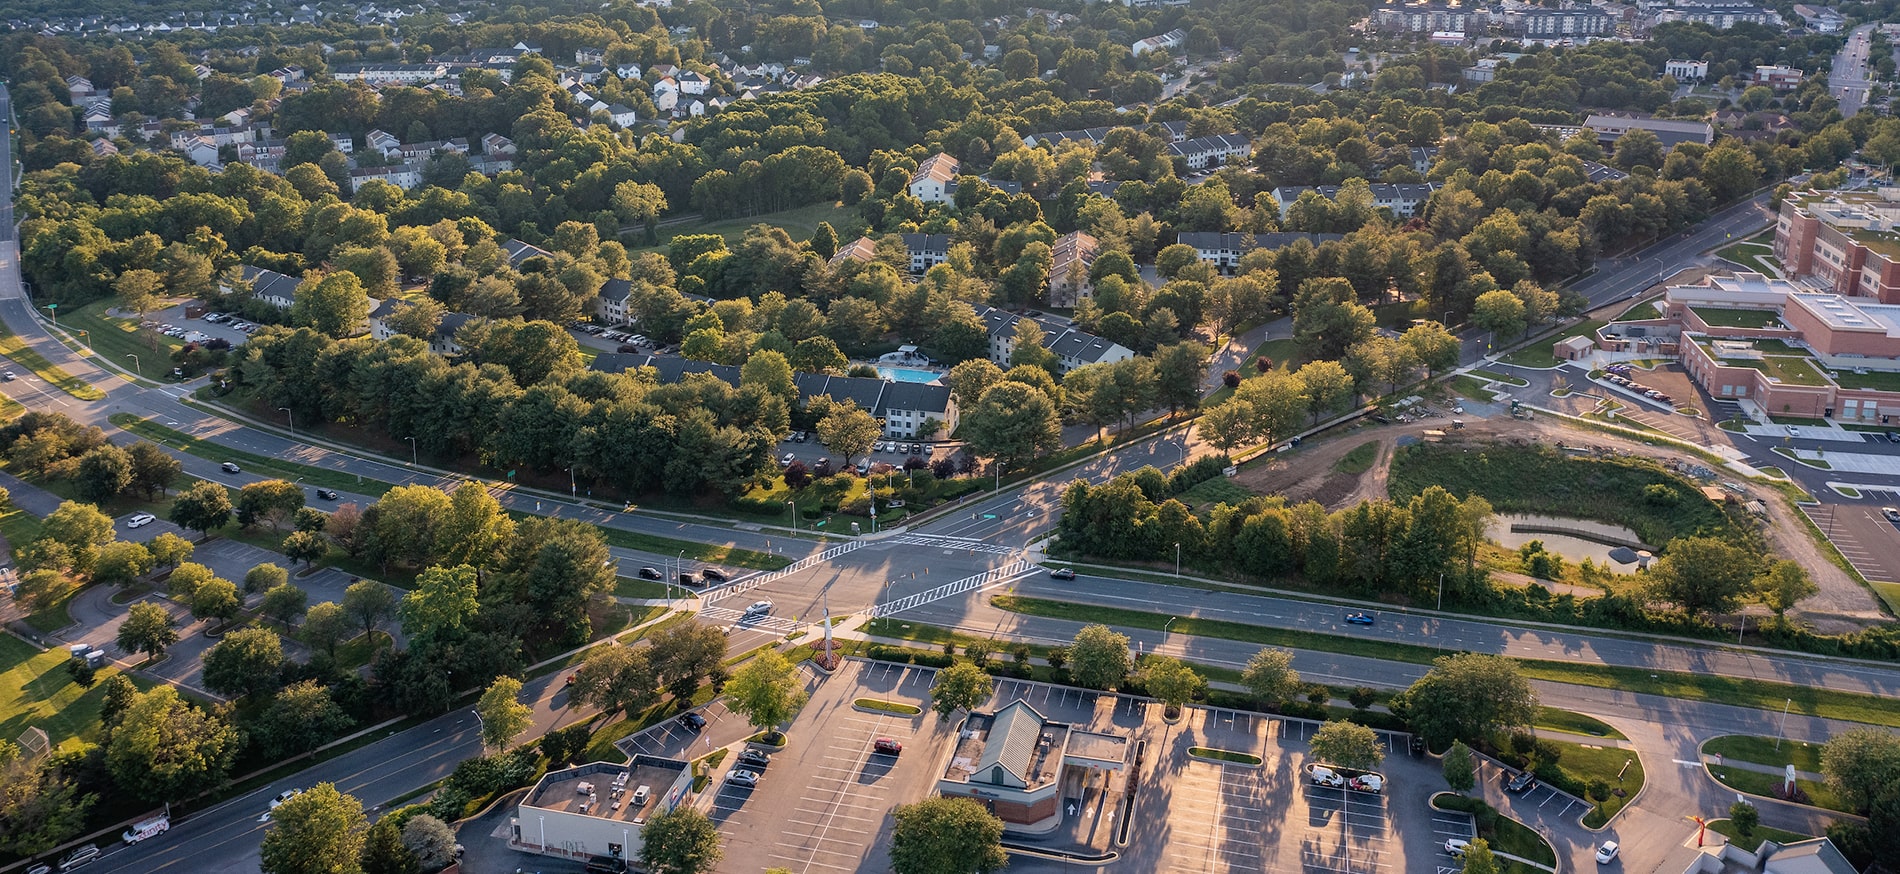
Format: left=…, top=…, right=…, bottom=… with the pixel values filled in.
left=1486, top=513, right=1651, bottom=572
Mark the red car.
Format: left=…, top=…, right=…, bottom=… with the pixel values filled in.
left=564, top=674, right=577, bottom=687
left=873, top=737, right=902, bottom=756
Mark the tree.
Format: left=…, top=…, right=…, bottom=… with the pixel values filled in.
left=1756, top=559, right=1817, bottom=619
left=1613, top=128, right=1665, bottom=171
left=647, top=623, right=728, bottom=702
left=1242, top=647, right=1300, bottom=706
left=1471, top=289, right=1527, bottom=342
left=1151, top=342, right=1209, bottom=417
left=1140, top=655, right=1204, bottom=714
left=255, top=680, right=352, bottom=758
left=725, top=648, right=808, bottom=738
left=41, top=501, right=114, bottom=574
left=789, top=335, right=847, bottom=373
left=93, top=541, right=155, bottom=588
left=360, top=819, right=418, bottom=874
left=399, top=564, right=481, bottom=647
left=169, top=480, right=233, bottom=539
left=115, top=267, right=164, bottom=323
left=570, top=643, right=660, bottom=715
left=890, top=797, right=1009, bottom=874
left=1292, top=277, right=1375, bottom=360
left=301, top=601, right=352, bottom=660
left=476, top=676, right=532, bottom=751
left=1647, top=536, right=1758, bottom=617
left=149, top=532, right=193, bottom=569
left=639, top=806, right=723, bottom=874
left=73, top=444, right=133, bottom=503
left=106, top=686, right=241, bottom=803
left=1197, top=400, right=1254, bottom=453
left=259, top=782, right=368, bottom=874
left=1822, top=728, right=1900, bottom=814
left=0, top=742, right=94, bottom=857
left=291, top=271, right=373, bottom=339
left=246, top=562, right=290, bottom=594
left=117, top=601, right=179, bottom=661
left=283, top=530, right=329, bottom=569
left=1396, top=653, right=1538, bottom=747
left=930, top=660, right=995, bottom=720
left=962, top=381, right=1062, bottom=469
left=1310, top=720, right=1383, bottom=771
left=343, top=580, right=398, bottom=644
left=65, top=656, right=96, bottom=689
left=816, top=405, right=881, bottom=466
left=202, top=627, right=285, bottom=698
left=1443, top=741, right=1476, bottom=792
left=191, top=576, right=241, bottom=627
left=1729, top=800, right=1759, bottom=838
left=1298, top=360, right=1356, bottom=424
left=437, top=482, right=514, bottom=569
left=127, top=442, right=182, bottom=498
left=1069, top=624, right=1133, bottom=690
left=236, top=480, right=306, bottom=532
left=1459, top=838, right=1502, bottom=874
left=1401, top=321, right=1461, bottom=377
left=400, top=814, right=458, bottom=872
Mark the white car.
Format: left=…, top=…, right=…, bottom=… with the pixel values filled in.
left=126, top=513, right=156, bottom=529
left=726, top=769, right=761, bottom=788
left=1596, top=841, right=1620, bottom=864
left=1787, top=425, right=1801, bottom=436
left=743, top=600, right=772, bottom=617
left=1445, top=839, right=1470, bottom=857
left=270, top=789, right=301, bottom=809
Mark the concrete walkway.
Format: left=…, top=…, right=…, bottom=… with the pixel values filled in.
left=1703, top=755, right=1824, bottom=783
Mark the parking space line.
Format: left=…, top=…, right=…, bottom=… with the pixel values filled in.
left=766, top=852, right=854, bottom=871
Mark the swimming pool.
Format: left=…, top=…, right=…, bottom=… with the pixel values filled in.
left=878, top=367, right=943, bottom=384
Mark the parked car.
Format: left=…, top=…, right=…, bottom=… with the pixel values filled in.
left=221, top=462, right=241, bottom=473
left=638, top=567, right=663, bottom=580
left=701, top=568, right=729, bottom=582
left=1506, top=770, right=1537, bottom=793
left=1348, top=774, right=1385, bottom=793
left=126, top=513, right=156, bottom=529
left=725, top=769, right=761, bottom=788
left=1884, top=507, right=1900, bottom=523
left=1445, top=839, right=1470, bottom=857
left=1595, top=841, right=1620, bottom=864
left=617, top=343, right=640, bottom=353
left=26, top=863, right=50, bottom=874
left=1787, top=425, right=1802, bottom=436
left=1344, top=612, right=1375, bottom=626
left=1308, top=765, right=1346, bottom=787
left=737, top=749, right=771, bottom=768
left=1049, top=568, right=1076, bottom=580
left=57, top=845, right=99, bottom=871
left=315, top=489, right=339, bottom=500
left=873, top=737, right=903, bottom=756
left=677, top=712, right=707, bottom=731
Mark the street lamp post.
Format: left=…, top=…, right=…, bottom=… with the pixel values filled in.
left=405, top=436, right=418, bottom=466
left=41, top=302, right=56, bottom=327
left=124, top=353, right=140, bottom=376
left=787, top=500, right=796, bottom=530
left=1174, top=542, right=1181, bottom=578
left=995, top=461, right=1005, bottom=491
left=277, top=406, right=292, bottom=430
left=568, top=466, right=577, bottom=497
left=1437, top=572, right=1445, bottom=612
left=1775, top=697, right=1792, bottom=750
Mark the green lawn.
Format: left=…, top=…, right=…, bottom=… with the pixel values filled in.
left=612, top=575, right=674, bottom=599
left=110, top=414, right=398, bottom=497
left=1470, top=369, right=1530, bottom=387
left=0, top=321, right=106, bottom=400
left=631, top=202, right=861, bottom=253
left=1706, top=763, right=1847, bottom=812
left=0, top=634, right=139, bottom=753
left=1831, top=368, right=1900, bottom=391
left=1333, top=441, right=1380, bottom=475
left=1535, top=707, right=1627, bottom=740
left=988, top=595, right=1900, bottom=729
left=1499, top=320, right=1607, bottom=369
left=1690, top=306, right=1781, bottom=329
left=62, top=300, right=186, bottom=382
left=583, top=520, right=789, bottom=571
left=1447, top=374, right=1497, bottom=401
left=1705, top=818, right=1812, bottom=852
left=1713, top=243, right=1780, bottom=277
left=1611, top=298, right=1664, bottom=323
left=1206, top=337, right=1302, bottom=404
left=1702, top=735, right=1823, bottom=772
left=1745, top=355, right=1829, bottom=387
left=1189, top=747, right=1262, bottom=765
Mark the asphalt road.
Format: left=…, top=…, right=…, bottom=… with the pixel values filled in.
left=1831, top=24, right=1876, bottom=118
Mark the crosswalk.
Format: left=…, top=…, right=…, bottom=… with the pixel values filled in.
left=700, top=605, right=805, bottom=633
left=703, top=540, right=865, bottom=604
left=885, top=533, right=1020, bottom=556
left=870, top=560, right=1035, bottom=618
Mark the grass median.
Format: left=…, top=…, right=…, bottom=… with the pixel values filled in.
left=0, top=321, right=106, bottom=400
left=110, top=413, right=398, bottom=497
left=989, top=595, right=1900, bottom=729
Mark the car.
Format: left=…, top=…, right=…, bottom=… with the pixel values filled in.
left=1, top=371, right=13, bottom=381
left=1309, top=765, right=1346, bottom=787
left=1884, top=507, right=1900, bottom=523
left=57, top=845, right=99, bottom=871
left=677, top=712, right=707, bottom=731
left=725, top=769, right=761, bottom=787
left=792, top=431, right=807, bottom=442
left=1050, top=567, right=1076, bottom=580
left=617, top=343, right=641, bottom=353
left=873, top=737, right=903, bottom=755
left=1348, top=774, right=1385, bottom=793
left=1408, top=735, right=1426, bottom=756
left=638, top=567, right=663, bottom=580
left=1445, top=839, right=1471, bottom=857
left=27, top=864, right=50, bottom=874
left=315, top=489, right=339, bottom=500
left=736, top=749, right=771, bottom=768
left=221, top=461, right=241, bottom=473
left=743, top=600, right=773, bottom=617
left=270, top=789, right=301, bottom=809
left=1596, top=841, right=1620, bottom=864
left=701, top=567, right=728, bottom=582
left=1787, top=425, right=1802, bottom=436
left=126, top=513, right=156, bottom=528
left=1506, top=770, right=1537, bottom=793
left=780, top=453, right=796, bottom=466
left=1344, top=612, right=1375, bottom=626
left=678, top=572, right=697, bottom=587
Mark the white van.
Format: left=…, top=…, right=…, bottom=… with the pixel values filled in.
left=1308, top=765, right=1345, bottom=787
left=122, top=815, right=170, bottom=844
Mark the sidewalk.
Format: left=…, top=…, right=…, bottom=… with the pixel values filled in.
left=1703, top=754, right=1823, bottom=783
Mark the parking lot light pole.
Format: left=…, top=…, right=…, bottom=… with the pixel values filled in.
left=278, top=406, right=292, bottom=430
left=1174, top=542, right=1181, bottom=578
left=124, top=353, right=139, bottom=376
left=787, top=500, right=795, bottom=531
left=406, top=436, right=418, bottom=466
left=1776, top=697, right=1792, bottom=750
left=1437, top=572, right=1445, bottom=612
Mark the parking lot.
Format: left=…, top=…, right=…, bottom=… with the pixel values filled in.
left=707, top=659, right=941, bottom=874
left=1803, top=502, right=1900, bottom=584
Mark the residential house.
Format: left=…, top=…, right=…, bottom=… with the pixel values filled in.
left=1505, top=6, right=1614, bottom=38
left=590, top=358, right=959, bottom=439
left=597, top=278, right=634, bottom=324
left=1167, top=133, right=1252, bottom=171
left=482, top=132, right=517, bottom=155
left=65, top=74, right=93, bottom=101
left=1649, top=3, right=1777, bottom=28
left=614, top=62, right=643, bottom=80
left=503, top=239, right=556, bottom=268
left=90, top=139, right=120, bottom=157
left=1680, top=837, right=1855, bottom=874
left=1177, top=232, right=1344, bottom=273
left=329, top=132, right=354, bottom=153
left=827, top=236, right=881, bottom=268
left=1752, top=64, right=1804, bottom=90
left=899, top=234, right=952, bottom=273
left=1792, top=3, right=1844, bottom=31
left=1371, top=2, right=1486, bottom=33
left=1047, top=232, right=1100, bottom=307
left=331, top=63, right=448, bottom=85
left=1268, top=184, right=1440, bottom=219
left=239, top=265, right=304, bottom=309
left=971, top=304, right=1137, bottom=373
left=350, top=164, right=423, bottom=192
left=677, top=70, right=709, bottom=95
left=575, top=47, right=606, bottom=65
left=366, top=129, right=401, bottom=154
left=908, top=153, right=960, bottom=204
left=180, top=136, right=221, bottom=167
left=607, top=104, right=639, bottom=127
left=652, top=78, right=679, bottom=112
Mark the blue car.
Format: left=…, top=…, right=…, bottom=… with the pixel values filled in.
left=1344, top=612, right=1375, bottom=626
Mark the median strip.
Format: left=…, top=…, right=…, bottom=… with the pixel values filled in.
left=109, top=414, right=396, bottom=496
left=0, top=322, right=106, bottom=400
left=989, top=595, right=1900, bottom=729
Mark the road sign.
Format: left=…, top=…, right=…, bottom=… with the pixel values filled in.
left=982, top=513, right=997, bottom=520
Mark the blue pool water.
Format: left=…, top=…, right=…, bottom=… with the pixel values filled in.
left=878, top=367, right=943, bottom=384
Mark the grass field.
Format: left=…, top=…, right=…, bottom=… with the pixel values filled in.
left=62, top=300, right=186, bottom=382
left=1469, top=369, right=1530, bottom=387
left=630, top=202, right=861, bottom=253
left=0, top=634, right=138, bottom=753
left=1189, top=747, right=1262, bottom=765
left=1447, top=374, right=1497, bottom=401
left=0, top=321, right=106, bottom=400
left=1704, top=818, right=1811, bottom=852
left=1690, top=306, right=1781, bottom=329
left=1706, top=763, right=1847, bottom=812
left=1535, top=707, right=1626, bottom=740
left=1333, top=441, right=1380, bottom=475
left=584, top=520, right=790, bottom=571
left=1499, top=319, right=1607, bottom=369
left=1702, top=735, right=1823, bottom=772
left=1545, top=739, right=1643, bottom=827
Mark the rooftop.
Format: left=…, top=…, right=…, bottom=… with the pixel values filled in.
left=943, top=700, right=1068, bottom=791
left=521, top=759, right=687, bottom=824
